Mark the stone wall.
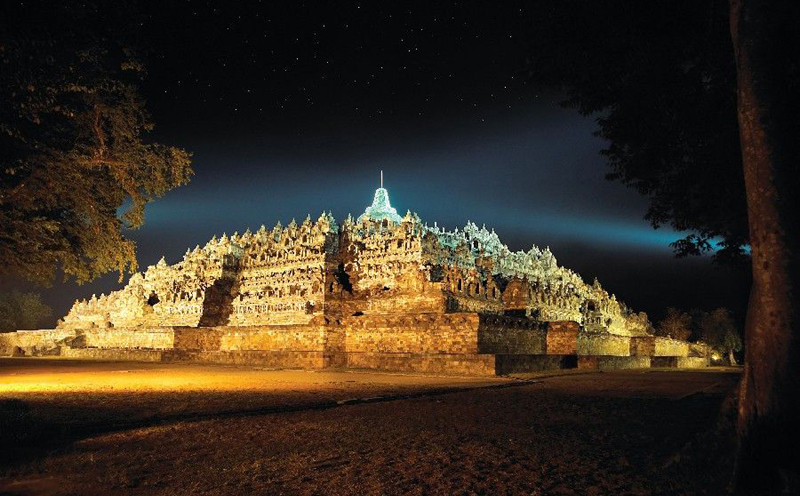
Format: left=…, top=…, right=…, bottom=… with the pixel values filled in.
left=362, top=287, right=447, bottom=314
left=678, top=356, right=709, bottom=368
left=219, top=325, right=328, bottom=351
left=630, top=336, right=656, bottom=356
left=0, top=329, right=75, bottom=355
left=62, top=347, right=164, bottom=362
left=60, top=239, right=240, bottom=330
left=545, top=321, right=579, bottom=355
left=578, top=356, right=651, bottom=370
left=157, top=324, right=330, bottom=353
left=654, top=337, right=690, bottom=357
left=231, top=225, right=330, bottom=326
left=173, top=327, right=225, bottom=351
left=1, top=306, right=705, bottom=376
left=477, top=315, right=547, bottom=354
left=1, top=328, right=175, bottom=354
left=343, top=313, right=481, bottom=354
left=81, top=328, right=175, bottom=350
left=54, top=188, right=661, bottom=337
left=444, top=292, right=504, bottom=314
left=577, top=332, right=631, bottom=356
left=342, top=313, right=557, bottom=357
left=328, top=268, right=450, bottom=316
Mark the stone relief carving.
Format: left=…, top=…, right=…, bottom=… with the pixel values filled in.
left=60, top=187, right=650, bottom=336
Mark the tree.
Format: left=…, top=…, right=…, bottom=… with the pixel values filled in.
left=728, top=1, right=800, bottom=492
left=523, top=0, right=800, bottom=491
left=655, top=307, right=693, bottom=341
left=524, top=0, right=749, bottom=264
left=0, top=291, right=52, bottom=331
left=699, top=308, right=743, bottom=364
left=0, top=4, right=193, bottom=285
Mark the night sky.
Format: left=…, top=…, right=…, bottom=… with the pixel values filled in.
left=6, top=1, right=750, bottom=325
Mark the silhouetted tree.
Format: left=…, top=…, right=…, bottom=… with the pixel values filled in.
left=0, top=291, right=52, bottom=331
left=655, top=308, right=692, bottom=341
left=525, top=0, right=748, bottom=263
left=0, top=2, right=193, bottom=285
left=699, top=308, right=742, bottom=365
left=524, top=0, right=800, bottom=491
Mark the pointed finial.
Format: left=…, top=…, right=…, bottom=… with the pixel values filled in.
left=381, top=169, right=383, bottom=189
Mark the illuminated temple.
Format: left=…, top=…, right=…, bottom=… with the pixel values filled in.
left=1, top=184, right=709, bottom=374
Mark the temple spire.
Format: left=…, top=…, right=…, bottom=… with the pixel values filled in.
left=358, top=176, right=402, bottom=224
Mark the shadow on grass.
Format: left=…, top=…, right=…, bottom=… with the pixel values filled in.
left=0, top=375, right=744, bottom=496
left=0, top=380, right=536, bottom=468
left=0, top=369, right=743, bottom=495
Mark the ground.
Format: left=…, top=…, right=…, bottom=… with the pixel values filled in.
left=0, top=359, right=740, bottom=496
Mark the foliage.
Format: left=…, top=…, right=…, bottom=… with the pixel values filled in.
left=0, top=291, right=52, bottom=331
left=0, top=20, right=192, bottom=285
left=655, top=307, right=692, bottom=341
left=525, top=2, right=799, bottom=490
left=698, top=307, right=742, bottom=357
left=523, top=0, right=750, bottom=264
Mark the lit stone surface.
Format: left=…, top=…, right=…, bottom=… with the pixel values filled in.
left=57, top=186, right=650, bottom=335
left=0, top=185, right=707, bottom=374
left=358, top=187, right=402, bottom=224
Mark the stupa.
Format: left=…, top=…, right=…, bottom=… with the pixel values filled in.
left=0, top=176, right=709, bottom=374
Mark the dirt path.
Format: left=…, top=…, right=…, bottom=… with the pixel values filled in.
left=0, top=359, right=739, bottom=496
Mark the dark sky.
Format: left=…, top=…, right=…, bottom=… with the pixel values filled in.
left=6, top=0, right=751, bottom=325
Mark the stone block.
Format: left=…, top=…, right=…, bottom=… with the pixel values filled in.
left=477, top=315, right=547, bottom=354
left=654, top=337, right=690, bottom=357
left=219, top=325, right=327, bottom=352
left=577, top=332, right=631, bottom=356
left=629, top=336, right=656, bottom=356
left=82, top=327, right=175, bottom=350
left=678, top=356, right=709, bottom=368
left=173, top=327, right=224, bottom=351
left=545, top=321, right=579, bottom=355
left=343, top=313, right=481, bottom=354
left=0, top=329, right=76, bottom=356
left=61, top=347, right=163, bottom=362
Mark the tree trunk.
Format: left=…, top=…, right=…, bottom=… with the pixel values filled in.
left=729, top=0, right=800, bottom=493
left=729, top=349, right=737, bottom=367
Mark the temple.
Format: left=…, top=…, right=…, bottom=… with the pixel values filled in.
left=0, top=183, right=709, bottom=374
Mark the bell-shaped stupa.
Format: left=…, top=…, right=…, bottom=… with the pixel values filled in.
left=358, top=171, right=402, bottom=223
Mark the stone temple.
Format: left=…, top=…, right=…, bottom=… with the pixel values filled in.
left=0, top=184, right=709, bottom=374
